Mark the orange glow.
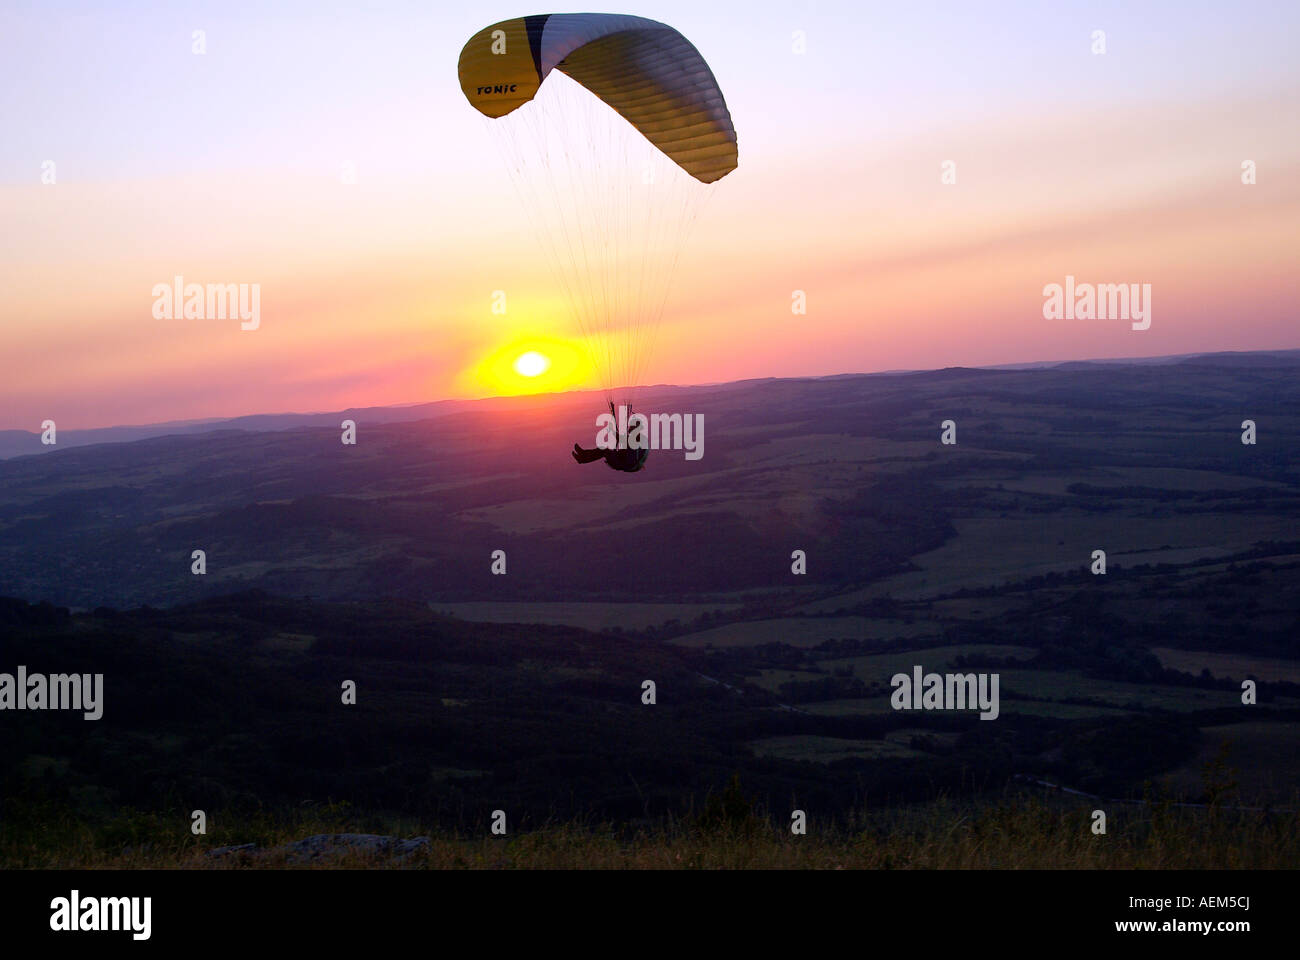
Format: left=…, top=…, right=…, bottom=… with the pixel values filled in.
left=467, top=334, right=591, bottom=397
left=3, top=89, right=1297, bottom=430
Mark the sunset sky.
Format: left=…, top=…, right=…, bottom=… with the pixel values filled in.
left=3, top=0, right=1298, bottom=429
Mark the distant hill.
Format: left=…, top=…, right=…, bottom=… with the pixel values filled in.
left=986, top=348, right=1300, bottom=371
left=2, top=353, right=1298, bottom=611
left=0, top=394, right=579, bottom=461
left=4, top=348, right=1295, bottom=460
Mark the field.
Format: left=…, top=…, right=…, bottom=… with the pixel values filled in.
left=1158, top=721, right=1300, bottom=803
left=1152, top=648, right=1300, bottom=684
left=435, top=601, right=740, bottom=631
left=748, top=735, right=923, bottom=762
left=670, top=617, right=934, bottom=649
left=2, top=357, right=1299, bottom=853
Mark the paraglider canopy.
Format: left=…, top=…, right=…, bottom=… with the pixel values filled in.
left=459, top=13, right=737, bottom=408
left=458, top=13, right=738, bottom=183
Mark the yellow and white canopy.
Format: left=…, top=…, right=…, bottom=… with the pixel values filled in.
left=459, top=13, right=737, bottom=184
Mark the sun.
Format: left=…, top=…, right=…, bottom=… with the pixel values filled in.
left=513, top=351, right=551, bottom=378
left=465, top=335, right=587, bottom=396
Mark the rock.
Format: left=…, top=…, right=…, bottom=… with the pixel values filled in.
left=206, top=843, right=259, bottom=858
left=205, top=835, right=430, bottom=863
left=283, top=834, right=430, bottom=863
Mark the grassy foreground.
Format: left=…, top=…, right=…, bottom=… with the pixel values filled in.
left=4, top=794, right=1296, bottom=869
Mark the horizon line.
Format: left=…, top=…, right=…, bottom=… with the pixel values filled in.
left=7, top=344, right=1299, bottom=438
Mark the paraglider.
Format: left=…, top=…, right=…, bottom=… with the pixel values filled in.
left=458, top=14, right=737, bottom=472
left=571, top=401, right=650, bottom=472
